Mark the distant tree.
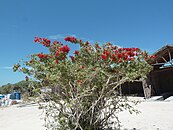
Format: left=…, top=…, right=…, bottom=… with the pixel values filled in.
left=0, top=81, right=37, bottom=95
left=0, top=83, right=14, bottom=94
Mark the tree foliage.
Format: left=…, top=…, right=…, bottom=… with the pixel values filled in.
left=14, top=36, right=154, bottom=130
left=0, top=80, right=36, bottom=95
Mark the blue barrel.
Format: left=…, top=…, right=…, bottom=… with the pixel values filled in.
left=10, top=93, right=15, bottom=99
left=9, top=92, right=21, bottom=100
left=14, top=92, right=21, bottom=100
left=0, top=95, right=4, bottom=99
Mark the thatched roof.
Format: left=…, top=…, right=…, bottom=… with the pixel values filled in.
left=149, top=44, right=173, bottom=65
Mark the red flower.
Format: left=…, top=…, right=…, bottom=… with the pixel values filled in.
left=112, top=58, right=117, bottom=62
left=135, top=52, right=138, bottom=56
left=70, top=56, right=75, bottom=61
left=85, top=41, right=90, bottom=45
left=150, top=55, right=156, bottom=59
left=25, top=76, right=29, bottom=81
left=53, top=41, right=61, bottom=45
left=118, top=48, right=123, bottom=51
left=77, top=80, right=81, bottom=84
left=74, top=50, right=79, bottom=55
left=43, top=54, right=47, bottom=59
left=41, top=38, right=51, bottom=47
left=81, top=66, right=85, bottom=68
left=34, top=37, right=51, bottom=47
left=117, top=53, right=122, bottom=59
left=43, top=38, right=50, bottom=44
left=64, top=36, right=77, bottom=43
left=111, top=54, right=115, bottom=58
left=55, top=51, right=59, bottom=57
left=123, top=48, right=132, bottom=51
left=128, top=57, right=134, bottom=61
left=60, top=45, right=70, bottom=53
left=49, top=56, right=53, bottom=58
left=101, top=54, right=108, bottom=60
left=95, top=44, right=101, bottom=49
left=61, top=57, right=65, bottom=60
left=144, top=53, right=148, bottom=59
left=55, top=60, right=59, bottom=64
left=103, top=50, right=110, bottom=56
left=134, top=48, right=139, bottom=51
left=92, top=67, right=96, bottom=71
left=42, top=42, right=50, bottom=47
left=29, top=60, right=32, bottom=63
left=79, top=40, right=83, bottom=43
left=38, top=53, right=44, bottom=59
left=128, top=51, right=135, bottom=57
left=123, top=54, right=128, bottom=60
left=34, top=37, right=42, bottom=42
left=38, top=53, right=47, bottom=59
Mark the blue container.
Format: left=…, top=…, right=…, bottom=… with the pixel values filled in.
left=0, top=95, right=4, bottom=99
left=10, top=92, right=21, bottom=100
left=10, top=93, right=15, bottom=99
left=15, top=92, right=21, bottom=100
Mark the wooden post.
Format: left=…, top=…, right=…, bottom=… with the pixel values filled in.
left=142, top=78, right=152, bottom=99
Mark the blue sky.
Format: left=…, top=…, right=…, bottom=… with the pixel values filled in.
left=1, top=0, right=173, bottom=86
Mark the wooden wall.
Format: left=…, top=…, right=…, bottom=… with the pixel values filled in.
left=121, top=81, right=144, bottom=96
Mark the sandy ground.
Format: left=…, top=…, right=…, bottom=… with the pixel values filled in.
left=118, top=101, right=173, bottom=130
left=0, top=104, right=45, bottom=130
left=0, top=100, right=173, bottom=130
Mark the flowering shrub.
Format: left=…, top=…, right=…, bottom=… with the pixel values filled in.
left=14, top=36, right=153, bottom=130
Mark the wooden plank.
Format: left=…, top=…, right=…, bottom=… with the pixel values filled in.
left=168, top=51, right=173, bottom=66
left=142, top=78, right=151, bottom=99
left=161, top=56, right=168, bottom=63
left=168, top=51, right=172, bottom=61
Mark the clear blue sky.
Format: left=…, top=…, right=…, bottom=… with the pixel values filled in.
left=1, top=0, right=173, bottom=86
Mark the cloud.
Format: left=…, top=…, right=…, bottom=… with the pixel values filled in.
left=47, top=34, right=108, bottom=46
left=1, top=66, right=13, bottom=70
left=48, top=34, right=78, bottom=40
left=48, top=34, right=64, bottom=40
left=70, top=34, right=77, bottom=37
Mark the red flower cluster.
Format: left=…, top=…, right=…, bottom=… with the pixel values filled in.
left=70, top=56, right=75, bottom=61
left=38, top=53, right=48, bottom=59
left=34, top=37, right=42, bottom=42
left=60, top=45, right=70, bottom=53
left=53, top=41, right=62, bottom=45
left=55, top=60, right=59, bottom=64
left=123, top=47, right=138, bottom=54
left=119, top=48, right=139, bottom=51
left=64, top=36, right=77, bottom=43
left=103, top=50, right=110, bottom=56
left=74, top=50, right=79, bottom=55
left=85, top=41, right=90, bottom=45
left=150, top=55, right=156, bottom=59
left=101, top=54, right=108, bottom=60
left=101, top=47, right=140, bottom=62
left=55, top=51, right=59, bottom=57
left=81, top=66, right=85, bottom=69
left=34, top=37, right=51, bottom=47
left=42, top=38, right=51, bottom=47
left=77, top=80, right=82, bottom=84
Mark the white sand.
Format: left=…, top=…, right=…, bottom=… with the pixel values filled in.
left=0, top=100, right=173, bottom=130
left=118, top=101, right=173, bottom=130
left=0, top=104, right=45, bottom=130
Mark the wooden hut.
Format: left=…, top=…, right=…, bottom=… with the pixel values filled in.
left=148, top=44, right=173, bottom=98
left=121, top=45, right=173, bottom=99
